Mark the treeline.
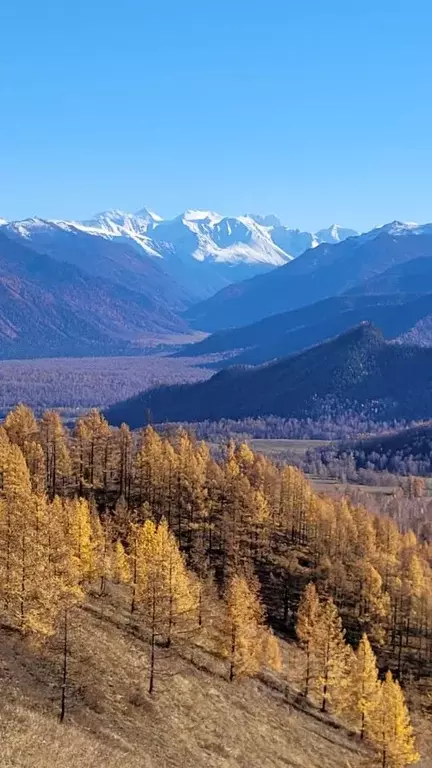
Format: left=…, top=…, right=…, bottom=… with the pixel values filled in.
left=175, top=415, right=414, bottom=442
left=0, top=405, right=430, bottom=766
left=300, top=443, right=432, bottom=485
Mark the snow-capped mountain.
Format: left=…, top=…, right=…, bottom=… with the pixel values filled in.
left=185, top=218, right=432, bottom=331
left=2, top=207, right=360, bottom=300
left=315, top=224, right=358, bottom=244
left=364, top=220, right=432, bottom=239
left=0, top=218, right=7, bottom=227
left=150, top=210, right=291, bottom=266
left=83, top=208, right=163, bottom=239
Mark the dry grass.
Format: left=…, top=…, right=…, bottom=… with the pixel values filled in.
left=0, top=589, right=430, bottom=768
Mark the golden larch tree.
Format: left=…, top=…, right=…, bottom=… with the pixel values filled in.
left=132, top=519, right=197, bottom=692
left=312, top=598, right=352, bottom=713
left=296, top=582, right=321, bottom=697
left=348, top=632, right=380, bottom=738
left=366, top=670, right=419, bottom=768
left=221, top=573, right=281, bottom=682
left=112, top=539, right=131, bottom=584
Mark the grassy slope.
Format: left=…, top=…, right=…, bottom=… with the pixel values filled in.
left=0, top=586, right=397, bottom=768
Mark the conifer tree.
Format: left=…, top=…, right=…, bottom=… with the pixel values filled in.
left=221, top=574, right=281, bottom=681
left=89, top=512, right=109, bottom=592
left=312, top=598, right=352, bottom=713
left=366, top=671, right=419, bottom=768
left=132, top=519, right=197, bottom=692
left=296, top=582, right=321, bottom=697
left=39, top=410, right=71, bottom=499
left=112, top=540, right=131, bottom=584
left=348, top=633, right=380, bottom=739
left=4, top=405, right=45, bottom=491
left=4, top=403, right=38, bottom=452
left=117, top=423, right=133, bottom=501
left=67, top=498, right=93, bottom=581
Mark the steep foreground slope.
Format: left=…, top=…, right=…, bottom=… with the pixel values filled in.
left=185, top=228, right=432, bottom=331
left=181, top=293, right=432, bottom=366
left=0, top=591, right=420, bottom=768
left=106, top=323, right=432, bottom=426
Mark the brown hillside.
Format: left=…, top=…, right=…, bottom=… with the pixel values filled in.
left=0, top=588, right=379, bottom=768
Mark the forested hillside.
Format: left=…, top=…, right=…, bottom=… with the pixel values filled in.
left=0, top=233, right=189, bottom=358
left=181, top=293, right=432, bottom=366
left=106, top=323, right=432, bottom=426
left=0, top=404, right=431, bottom=766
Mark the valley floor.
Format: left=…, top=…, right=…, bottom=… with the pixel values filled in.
left=0, top=353, right=210, bottom=416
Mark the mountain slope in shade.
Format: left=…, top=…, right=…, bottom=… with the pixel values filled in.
left=180, top=292, right=432, bottom=366
left=185, top=225, right=432, bottom=331
left=106, top=323, right=432, bottom=427
left=349, top=254, right=432, bottom=296
left=0, top=233, right=188, bottom=358
left=3, top=218, right=192, bottom=308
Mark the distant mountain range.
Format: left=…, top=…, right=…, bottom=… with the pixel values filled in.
left=3, top=208, right=432, bottom=362
left=105, top=323, right=432, bottom=427
left=185, top=222, right=432, bottom=331
left=0, top=210, right=357, bottom=301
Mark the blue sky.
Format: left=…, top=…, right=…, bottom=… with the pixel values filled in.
left=1, top=0, right=432, bottom=231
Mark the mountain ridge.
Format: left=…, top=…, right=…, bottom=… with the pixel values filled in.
left=0, top=232, right=189, bottom=358
left=106, top=322, right=432, bottom=427
left=1, top=210, right=358, bottom=300
left=185, top=224, right=432, bottom=331
left=179, top=292, right=432, bottom=365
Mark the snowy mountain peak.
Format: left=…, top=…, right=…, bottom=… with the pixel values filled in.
left=364, top=220, right=431, bottom=240
left=247, top=213, right=282, bottom=228
left=1, top=206, right=364, bottom=301
left=315, top=224, right=358, bottom=243
left=4, top=217, right=54, bottom=238
left=179, top=209, right=223, bottom=224
left=134, top=207, right=163, bottom=223
left=381, top=220, right=419, bottom=235
left=0, top=217, right=7, bottom=227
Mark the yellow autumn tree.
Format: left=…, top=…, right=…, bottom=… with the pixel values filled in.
left=296, top=582, right=321, bottom=696
left=3, top=403, right=38, bottom=453
left=89, top=511, right=110, bottom=592
left=112, top=539, right=131, bottom=584
left=348, top=633, right=380, bottom=738
left=4, top=404, right=45, bottom=492
left=132, top=519, right=197, bottom=692
left=221, top=574, right=281, bottom=681
left=366, top=671, right=419, bottom=768
left=66, top=498, right=93, bottom=581
left=311, top=598, right=352, bottom=713
left=39, top=410, right=71, bottom=499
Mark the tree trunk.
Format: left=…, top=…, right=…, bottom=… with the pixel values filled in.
left=321, top=678, right=328, bottom=712
left=229, top=625, right=236, bottom=682
left=304, top=644, right=310, bottom=697
left=59, top=608, right=68, bottom=723
left=149, top=587, right=157, bottom=694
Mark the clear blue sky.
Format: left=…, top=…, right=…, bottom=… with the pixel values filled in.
left=1, top=0, right=432, bottom=231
